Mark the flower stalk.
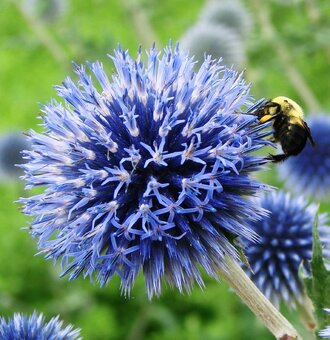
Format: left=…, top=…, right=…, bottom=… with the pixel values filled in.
left=218, top=255, right=302, bottom=340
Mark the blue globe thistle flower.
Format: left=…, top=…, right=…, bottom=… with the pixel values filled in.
left=199, top=0, right=253, bottom=39
left=242, top=190, right=330, bottom=308
left=181, top=24, right=246, bottom=68
left=319, top=309, right=330, bottom=338
left=0, top=132, right=30, bottom=181
left=23, top=0, right=67, bottom=22
left=0, top=311, right=80, bottom=340
left=278, top=115, right=330, bottom=200
left=21, top=43, right=272, bottom=298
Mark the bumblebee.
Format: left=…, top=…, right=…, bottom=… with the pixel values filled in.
left=253, top=96, right=315, bottom=162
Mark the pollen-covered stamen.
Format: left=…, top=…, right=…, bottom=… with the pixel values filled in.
left=181, top=135, right=212, bottom=165
left=102, top=164, right=131, bottom=198
left=119, top=105, right=139, bottom=137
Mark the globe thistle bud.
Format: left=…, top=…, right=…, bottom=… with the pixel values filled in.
left=0, top=132, right=30, bottom=181
left=242, top=190, right=330, bottom=308
left=278, top=116, right=330, bottom=200
left=0, top=312, right=80, bottom=340
left=181, top=23, right=246, bottom=69
left=199, top=0, right=253, bottom=39
left=23, top=0, right=67, bottom=22
left=21, top=43, right=271, bottom=298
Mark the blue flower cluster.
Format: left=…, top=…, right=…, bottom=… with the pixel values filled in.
left=0, top=312, right=80, bottom=340
left=21, top=43, right=271, bottom=298
left=242, top=190, right=330, bottom=308
left=279, top=115, right=330, bottom=200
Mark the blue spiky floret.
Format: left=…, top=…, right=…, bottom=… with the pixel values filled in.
left=20, top=43, right=272, bottom=298
left=242, top=190, right=330, bottom=308
left=279, top=115, right=330, bottom=200
left=0, top=311, right=80, bottom=340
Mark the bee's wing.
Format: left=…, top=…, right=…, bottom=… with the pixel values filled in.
left=302, top=120, right=316, bottom=146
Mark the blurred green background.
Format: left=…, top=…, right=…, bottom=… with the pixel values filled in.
left=1, top=0, right=330, bottom=339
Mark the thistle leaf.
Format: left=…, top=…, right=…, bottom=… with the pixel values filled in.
left=304, top=211, right=330, bottom=338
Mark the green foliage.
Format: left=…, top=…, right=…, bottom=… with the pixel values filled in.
left=304, top=213, right=330, bottom=338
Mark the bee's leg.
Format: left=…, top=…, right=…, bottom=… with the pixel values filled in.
left=266, top=153, right=288, bottom=163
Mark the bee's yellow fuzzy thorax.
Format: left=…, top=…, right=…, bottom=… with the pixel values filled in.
left=271, top=96, right=304, bottom=119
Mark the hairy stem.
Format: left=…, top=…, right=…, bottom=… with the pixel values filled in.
left=219, top=255, right=302, bottom=340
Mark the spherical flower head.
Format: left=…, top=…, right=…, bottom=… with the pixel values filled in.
left=0, top=311, right=80, bottom=340
left=319, top=309, right=330, bottom=338
left=242, top=190, right=330, bottom=308
left=278, top=115, right=330, bottom=200
left=199, top=0, right=253, bottom=39
left=21, top=43, right=271, bottom=298
left=0, top=131, right=30, bottom=180
left=23, top=0, right=67, bottom=22
left=181, top=23, right=246, bottom=68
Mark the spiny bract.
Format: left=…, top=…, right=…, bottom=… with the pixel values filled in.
left=21, top=43, right=271, bottom=298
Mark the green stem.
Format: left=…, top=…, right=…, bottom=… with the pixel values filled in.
left=218, top=255, right=302, bottom=339
left=122, top=0, right=159, bottom=47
